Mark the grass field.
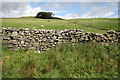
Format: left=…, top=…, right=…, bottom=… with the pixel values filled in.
left=1, top=17, right=119, bottom=33
left=1, top=17, right=119, bottom=78
left=2, top=43, right=119, bottom=78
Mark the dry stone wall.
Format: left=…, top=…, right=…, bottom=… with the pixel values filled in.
left=0, top=27, right=119, bottom=53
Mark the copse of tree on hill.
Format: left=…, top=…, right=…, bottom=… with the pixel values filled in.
left=35, top=11, right=64, bottom=20
left=35, top=12, right=54, bottom=19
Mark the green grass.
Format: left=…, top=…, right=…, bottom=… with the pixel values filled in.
left=2, top=43, right=119, bottom=78
left=1, top=17, right=119, bottom=34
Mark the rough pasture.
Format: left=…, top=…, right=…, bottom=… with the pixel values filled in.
left=1, top=17, right=118, bottom=33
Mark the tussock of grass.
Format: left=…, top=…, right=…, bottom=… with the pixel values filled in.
left=2, top=42, right=119, bottom=78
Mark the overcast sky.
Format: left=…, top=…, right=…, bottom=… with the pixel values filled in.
left=0, top=2, right=119, bottom=19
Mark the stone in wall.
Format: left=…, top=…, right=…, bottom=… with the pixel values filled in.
left=0, top=27, right=119, bottom=53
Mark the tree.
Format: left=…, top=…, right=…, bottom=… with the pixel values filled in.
left=35, top=12, right=54, bottom=19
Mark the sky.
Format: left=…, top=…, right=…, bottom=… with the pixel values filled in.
left=0, top=2, right=119, bottom=19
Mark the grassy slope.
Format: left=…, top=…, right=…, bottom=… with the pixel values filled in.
left=67, top=18, right=118, bottom=31
left=1, top=17, right=118, bottom=33
left=2, top=43, right=119, bottom=78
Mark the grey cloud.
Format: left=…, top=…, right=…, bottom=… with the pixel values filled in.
left=1, top=2, right=27, bottom=12
left=1, top=2, right=43, bottom=18
left=1, top=2, right=28, bottom=17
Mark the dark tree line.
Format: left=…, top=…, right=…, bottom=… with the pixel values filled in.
left=35, top=12, right=54, bottom=19
left=35, top=12, right=63, bottom=19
